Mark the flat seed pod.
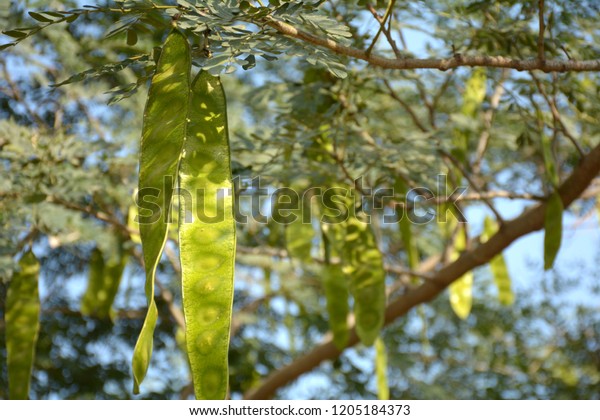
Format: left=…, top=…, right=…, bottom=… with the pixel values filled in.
left=483, top=216, right=514, bottom=306
left=343, top=207, right=386, bottom=346
left=448, top=227, right=473, bottom=319
left=375, top=337, right=389, bottom=400
left=179, top=70, right=235, bottom=400
left=81, top=246, right=127, bottom=319
left=6, top=250, right=40, bottom=400
left=285, top=200, right=314, bottom=262
left=323, top=263, right=349, bottom=349
left=321, top=199, right=350, bottom=349
left=544, top=192, right=563, bottom=270
left=132, top=29, right=191, bottom=395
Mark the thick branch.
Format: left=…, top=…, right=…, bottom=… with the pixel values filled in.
left=244, top=141, right=600, bottom=399
left=265, top=18, right=600, bottom=72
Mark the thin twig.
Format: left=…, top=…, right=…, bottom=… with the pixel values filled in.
left=1, top=61, right=47, bottom=127
left=530, top=71, right=585, bottom=157
left=538, top=0, right=546, bottom=62
left=47, top=195, right=134, bottom=236
left=366, top=1, right=401, bottom=59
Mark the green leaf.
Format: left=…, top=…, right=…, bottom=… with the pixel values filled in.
left=2, top=30, right=27, bottom=38
left=28, top=12, right=54, bottom=23
left=242, top=54, right=256, bottom=70
left=0, top=43, right=17, bottom=51
left=544, top=192, right=563, bottom=270
left=323, top=263, right=349, bottom=349
left=6, top=250, right=40, bottom=400
left=448, top=228, right=473, bottom=319
left=132, top=29, right=191, bottom=395
left=126, top=28, right=138, bottom=46
left=483, top=216, right=514, bottom=306
left=81, top=246, right=127, bottom=319
left=375, top=337, right=389, bottom=400
left=343, top=206, right=386, bottom=346
left=179, top=70, right=235, bottom=400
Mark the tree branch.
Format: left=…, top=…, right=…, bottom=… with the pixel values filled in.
left=265, top=17, right=600, bottom=72
left=244, top=141, right=600, bottom=399
left=366, top=1, right=400, bottom=59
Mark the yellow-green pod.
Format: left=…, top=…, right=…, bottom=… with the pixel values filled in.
left=285, top=212, right=314, bottom=263
left=453, top=68, right=487, bottom=166
left=6, top=250, right=40, bottom=399
left=127, top=204, right=141, bottom=244
left=544, top=192, right=563, bottom=270
left=81, top=246, right=127, bottom=320
left=323, top=263, right=349, bottom=349
left=343, top=207, right=386, bottom=346
left=395, top=179, right=419, bottom=281
left=321, top=205, right=350, bottom=349
left=374, top=336, right=389, bottom=400
left=448, top=227, right=473, bottom=319
left=133, top=28, right=191, bottom=395
left=178, top=70, right=235, bottom=400
left=483, top=216, right=514, bottom=306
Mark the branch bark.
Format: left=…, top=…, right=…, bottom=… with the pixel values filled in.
left=265, top=18, right=600, bottom=72
left=244, top=141, right=600, bottom=399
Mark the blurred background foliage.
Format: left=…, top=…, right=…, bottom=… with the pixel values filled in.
left=0, top=0, right=599, bottom=399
